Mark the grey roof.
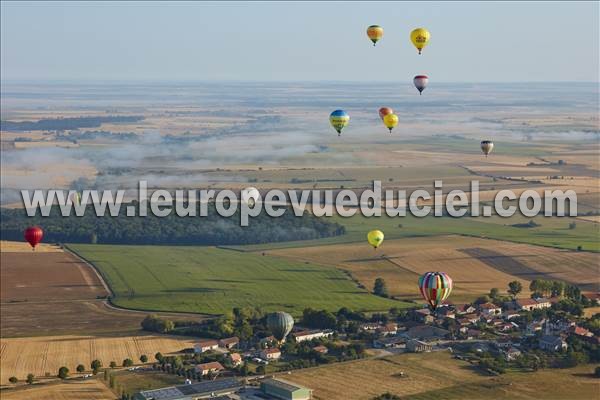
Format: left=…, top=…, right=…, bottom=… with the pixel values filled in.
left=262, top=378, right=308, bottom=392
left=137, top=378, right=243, bottom=400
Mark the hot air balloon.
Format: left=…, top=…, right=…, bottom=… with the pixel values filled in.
left=383, top=114, right=398, bottom=133
left=24, top=226, right=43, bottom=250
left=367, top=230, right=384, bottom=249
left=378, top=107, right=393, bottom=120
left=267, top=312, right=294, bottom=342
left=367, top=25, right=384, bottom=46
left=481, top=140, right=494, bottom=157
left=413, top=75, right=428, bottom=95
left=410, top=28, right=430, bottom=54
left=418, top=272, right=453, bottom=310
left=330, top=110, right=349, bottom=136
left=241, top=187, right=260, bottom=207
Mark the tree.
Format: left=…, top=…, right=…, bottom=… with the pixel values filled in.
left=26, top=374, right=35, bottom=384
left=155, top=352, right=164, bottom=362
left=489, top=288, right=500, bottom=299
left=373, top=393, right=401, bottom=400
left=595, top=366, right=600, bottom=378
left=256, top=365, right=266, bottom=375
left=140, top=355, right=148, bottom=363
left=373, top=278, right=389, bottom=298
left=58, top=366, right=69, bottom=379
left=110, top=361, right=117, bottom=369
left=8, top=376, right=18, bottom=384
left=508, top=281, right=523, bottom=299
left=122, top=358, right=134, bottom=367
left=91, top=359, right=102, bottom=374
left=76, top=364, right=85, bottom=373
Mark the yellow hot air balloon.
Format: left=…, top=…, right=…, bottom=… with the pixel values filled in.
left=383, top=113, right=398, bottom=133
left=367, top=25, right=384, bottom=46
left=330, top=110, right=349, bottom=136
left=410, top=28, right=430, bottom=54
left=367, top=230, right=384, bottom=249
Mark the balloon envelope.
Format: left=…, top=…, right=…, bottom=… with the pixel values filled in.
left=378, top=107, right=393, bottom=120
left=329, top=110, right=350, bottom=135
left=267, top=312, right=294, bottom=341
left=481, top=140, right=494, bottom=156
left=413, top=75, right=429, bottom=95
left=418, top=272, right=453, bottom=310
left=410, top=28, right=430, bottom=54
left=367, top=230, right=384, bottom=249
left=367, top=25, right=384, bottom=46
left=241, top=187, right=260, bottom=206
left=24, top=226, right=43, bottom=249
left=383, top=114, right=399, bottom=132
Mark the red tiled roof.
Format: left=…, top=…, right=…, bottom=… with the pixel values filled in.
left=196, top=339, right=219, bottom=347
left=262, top=348, right=281, bottom=354
left=196, top=361, right=224, bottom=371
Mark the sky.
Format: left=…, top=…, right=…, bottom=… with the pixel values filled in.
left=1, top=1, right=599, bottom=82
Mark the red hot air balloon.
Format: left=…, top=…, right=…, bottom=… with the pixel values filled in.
left=24, top=226, right=43, bottom=250
left=378, top=107, right=394, bottom=120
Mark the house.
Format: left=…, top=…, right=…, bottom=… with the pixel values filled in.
left=467, top=329, right=481, bottom=340
left=195, top=361, right=224, bottom=376
left=539, top=335, right=567, bottom=352
left=463, top=313, right=481, bottom=324
left=261, top=347, right=282, bottom=360
left=454, top=304, right=476, bottom=315
left=479, top=302, right=502, bottom=317
left=406, top=339, right=432, bottom=353
left=194, top=339, right=219, bottom=353
left=515, top=298, right=551, bottom=311
left=229, top=352, right=243, bottom=366
left=571, top=326, right=594, bottom=338
left=526, top=319, right=547, bottom=335
left=259, top=335, right=277, bottom=347
left=359, top=323, right=381, bottom=332
left=502, top=310, right=520, bottom=320
left=435, top=307, right=456, bottom=319
left=413, top=309, right=434, bottom=324
left=313, top=345, right=328, bottom=354
left=378, top=323, right=398, bottom=336
left=292, top=329, right=333, bottom=343
left=503, top=347, right=522, bottom=361
left=403, top=325, right=450, bottom=341
left=548, top=319, right=575, bottom=333
left=582, top=292, right=600, bottom=305
left=373, top=336, right=406, bottom=349
left=497, top=322, right=517, bottom=332
left=219, top=337, right=240, bottom=349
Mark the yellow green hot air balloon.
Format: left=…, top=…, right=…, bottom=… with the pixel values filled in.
left=330, top=110, right=349, bottom=136
left=410, top=28, right=430, bottom=54
left=367, top=230, right=384, bottom=249
left=383, top=113, right=398, bottom=133
left=367, top=25, right=384, bottom=46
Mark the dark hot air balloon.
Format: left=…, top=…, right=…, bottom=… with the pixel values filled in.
left=266, top=312, right=294, bottom=342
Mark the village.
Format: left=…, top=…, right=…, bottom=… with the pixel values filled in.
left=129, top=285, right=600, bottom=400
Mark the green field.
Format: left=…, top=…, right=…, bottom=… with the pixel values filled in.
left=68, top=244, right=404, bottom=316
left=226, top=212, right=599, bottom=252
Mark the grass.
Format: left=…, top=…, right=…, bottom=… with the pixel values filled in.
left=110, top=371, right=184, bottom=396
left=68, top=244, right=405, bottom=316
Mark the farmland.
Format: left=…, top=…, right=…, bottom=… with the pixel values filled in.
left=68, top=244, right=404, bottom=315
left=287, top=352, right=600, bottom=400
left=0, top=334, right=195, bottom=382
left=269, top=235, right=599, bottom=303
left=0, top=379, right=115, bottom=400
left=0, top=246, right=201, bottom=337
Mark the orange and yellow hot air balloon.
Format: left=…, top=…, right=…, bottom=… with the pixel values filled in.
left=367, top=25, right=384, bottom=46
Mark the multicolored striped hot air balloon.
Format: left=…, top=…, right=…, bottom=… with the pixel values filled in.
left=418, top=272, right=453, bottom=310
left=329, top=110, right=349, bottom=136
left=367, top=25, right=384, bottom=46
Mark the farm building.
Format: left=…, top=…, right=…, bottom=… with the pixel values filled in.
left=292, top=329, right=333, bottom=343
left=406, top=339, right=432, bottom=353
left=373, top=336, right=406, bottom=349
left=219, top=336, right=240, bottom=349
left=260, top=378, right=312, bottom=400
left=195, top=339, right=219, bottom=353
left=133, top=378, right=243, bottom=400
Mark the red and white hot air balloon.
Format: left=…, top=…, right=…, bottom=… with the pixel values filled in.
left=413, top=75, right=429, bottom=95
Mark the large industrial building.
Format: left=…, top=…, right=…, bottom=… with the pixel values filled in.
left=133, top=378, right=243, bottom=400
left=260, top=378, right=312, bottom=400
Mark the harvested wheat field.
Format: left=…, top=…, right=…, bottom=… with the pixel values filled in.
left=270, top=235, right=599, bottom=303
left=0, top=241, right=64, bottom=253
left=0, top=334, right=195, bottom=382
left=0, top=379, right=115, bottom=400
left=287, top=352, right=600, bottom=400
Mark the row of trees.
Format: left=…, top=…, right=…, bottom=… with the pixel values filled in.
left=0, top=203, right=345, bottom=245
